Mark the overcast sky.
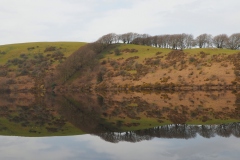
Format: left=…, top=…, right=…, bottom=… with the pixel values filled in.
left=0, top=0, right=240, bottom=45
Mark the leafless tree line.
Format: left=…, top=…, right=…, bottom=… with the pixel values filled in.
left=96, top=32, right=240, bottom=50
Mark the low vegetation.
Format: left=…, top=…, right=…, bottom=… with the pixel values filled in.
left=0, top=42, right=85, bottom=92
left=0, top=32, right=240, bottom=92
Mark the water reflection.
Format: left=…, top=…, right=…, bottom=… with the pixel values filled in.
left=0, top=91, right=240, bottom=160
left=97, top=123, right=240, bottom=143
left=0, top=90, right=239, bottom=141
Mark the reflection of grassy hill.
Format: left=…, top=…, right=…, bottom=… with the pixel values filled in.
left=0, top=94, right=85, bottom=137
left=0, top=91, right=239, bottom=137
left=0, top=117, right=84, bottom=137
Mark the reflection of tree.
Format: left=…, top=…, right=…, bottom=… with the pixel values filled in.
left=215, top=124, right=232, bottom=137
left=96, top=123, right=240, bottom=143
left=97, top=132, right=152, bottom=143
left=230, top=123, right=240, bottom=137
left=198, top=125, right=215, bottom=138
left=135, top=125, right=197, bottom=139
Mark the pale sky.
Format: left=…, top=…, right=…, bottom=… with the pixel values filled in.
left=0, top=0, right=240, bottom=45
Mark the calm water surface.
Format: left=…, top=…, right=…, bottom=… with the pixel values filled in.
left=0, top=91, right=239, bottom=160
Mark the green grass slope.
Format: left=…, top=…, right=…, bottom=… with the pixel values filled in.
left=0, top=42, right=86, bottom=92
left=0, top=42, right=86, bottom=65
left=102, top=44, right=237, bottom=61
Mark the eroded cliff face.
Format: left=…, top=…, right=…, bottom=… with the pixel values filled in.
left=96, top=50, right=239, bottom=89
left=56, top=49, right=240, bottom=92
left=1, top=42, right=240, bottom=93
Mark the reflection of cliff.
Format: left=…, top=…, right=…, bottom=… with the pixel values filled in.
left=99, top=91, right=240, bottom=125
left=0, top=93, right=35, bottom=106
left=53, top=91, right=240, bottom=134
left=96, top=123, right=240, bottom=143
left=0, top=90, right=239, bottom=137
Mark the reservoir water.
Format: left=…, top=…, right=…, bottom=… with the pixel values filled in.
left=0, top=90, right=239, bottom=160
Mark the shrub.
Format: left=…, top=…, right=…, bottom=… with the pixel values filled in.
left=130, top=49, right=138, bottom=52
left=0, top=70, right=7, bottom=77
left=97, top=72, right=103, bottom=82
left=107, top=71, right=114, bottom=77
left=6, top=79, right=16, bottom=84
left=189, top=57, right=195, bottom=63
left=0, top=51, right=6, bottom=55
left=18, top=69, right=29, bottom=76
left=27, top=47, right=35, bottom=50
left=126, top=56, right=139, bottom=61
left=153, top=59, right=160, bottom=65
left=20, top=53, right=28, bottom=59
left=110, top=60, right=118, bottom=66
left=101, top=60, right=107, bottom=65
left=114, top=48, right=121, bottom=56
left=10, top=58, right=22, bottom=65
left=156, top=52, right=162, bottom=55
left=52, top=50, right=64, bottom=58
left=119, top=70, right=126, bottom=76
left=113, top=64, right=119, bottom=70
left=44, top=46, right=56, bottom=52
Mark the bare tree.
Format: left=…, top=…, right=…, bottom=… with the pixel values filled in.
left=151, top=36, right=158, bottom=47
left=185, top=34, right=195, bottom=49
left=131, top=34, right=151, bottom=45
left=112, top=34, right=120, bottom=43
left=196, top=34, right=212, bottom=48
left=178, top=33, right=195, bottom=49
left=119, top=34, right=127, bottom=43
left=169, top=34, right=179, bottom=49
left=96, top=33, right=117, bottom=44
left=213, top=34, right=228, bottom=48
left=119, top=32, right=139, bottom=44
left=94, top=32, right=240, bottom=50
left=227, top=33, right=240, bottom=50
left=131, top=37, right=142, bottom=45
left=163, top=34, right=171, bottom=48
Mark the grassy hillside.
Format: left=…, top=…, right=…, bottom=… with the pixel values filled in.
left=89, top=43, right=240, bottom=90
left=0, top=42, right=240, bottom=92
left=0, top=42, right=86, bottom=92
left=101, top=44, right=237, bottom=60
left=0, top=42, right=86, bottom=64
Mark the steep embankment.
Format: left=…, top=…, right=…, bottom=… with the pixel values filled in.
left=97, top=45, right=237, bottom=87
left=57, top=43, right=240, bottom=91
left=0, top=42, right=240, bottom=92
